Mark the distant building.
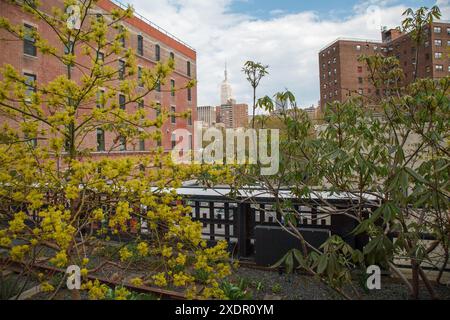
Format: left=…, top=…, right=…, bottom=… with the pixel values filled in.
left=197, top=106, right=216, bottom=127
left=216, top=103, right=248, bottom=129
left=303, top=105, right=319, bottom=120
left=319, top=21, right=450, bottom=111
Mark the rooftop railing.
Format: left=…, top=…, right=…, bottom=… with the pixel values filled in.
left=111, top=0, right=196, bottom=52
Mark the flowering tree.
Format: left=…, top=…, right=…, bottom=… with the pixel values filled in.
left=0, top=0, right=232, bottom=300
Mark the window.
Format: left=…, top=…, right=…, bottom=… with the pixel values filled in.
left=137, top=35, right=143, bottom=55
left=96, top=13, right=103, bottom=22
left=119, top=94, right=126, bottom=110
left=156, top=80, right=161, bottom=92
left=24, top=73, right=36, bottom=100
left=25, top=132, right=37, bottom=148
left=138, top=67, right=143, bottom=87
left=155, top=44, right=160, bottom=61
left=358, top=88, right=363, bottom=95
left=426, top=66, right=431, bottom=73
left=358, top=77, right=363, bottom=84
left=187, top=87, right=192, bottom=101
left=188, top=134, right=193, bottom=150
left=448, top=66, right=450, bottom=72
left=435, top=65, right=443, bottom=71
left=118, top=137, right=126, bottom=151
left=448, top=40, right=450, bottom=47
left=171, top=133, right=176, bottom=149
left=138, top=99, right=144, bottom=109
left=96, top=90, right=105, bottom=108
left=119, top=26, right=126, bottom=48
left=447, top=28, right=450, bottom=35
left=424, top=41, right=430, bottom=47
left=435, top=52, right=443, bottom=59
left=373, top=45, right=378, bottom=51
left=170, top=79, right=175, bottom=97
left=356, top=45, right=361, bottom=51
left=333, top=57, right=336, bottom=64
left=97, top=51, right=104, bottom=63
left=187, top=113, right=192, bottom=126
left=64, top=41, right=73, bottom=55
left=357, top=66, right=363, bottom=73
left=434, top=39, right=442, bottom=47
left=139, top=139, right=145, bottom=151
left=170, top=52, right=174, bottom=61
left=333, top=69, right=336, bottom=74
left=23, top=24, right=37, bottom=56
left=187, top=61, right=191, bottom=77
left=425, top=53, right=430, bottom=60
left=171, top=106, right=176, bottom=124
left=322, top=63, right=325, bottom=69
left=119, top=60, right=125, bottom=80
left=96, top=128, right=105, bottom=152
left=324, top=84, right=327, bottom=89
left=433, top=26, right=441, bottom=33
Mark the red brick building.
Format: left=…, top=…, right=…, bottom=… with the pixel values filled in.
left=319, top=21, right=450, bottom=110
left=216, top=103, right=249, bottom=129
left=0, top=0, right=196, bottom=157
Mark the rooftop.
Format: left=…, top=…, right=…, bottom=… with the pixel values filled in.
left=109, top=0, right=195, bottom=52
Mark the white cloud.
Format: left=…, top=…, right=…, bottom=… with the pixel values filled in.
left=128, top=0, right=449, bottom=110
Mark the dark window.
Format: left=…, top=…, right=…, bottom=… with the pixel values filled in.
left=187, top=113, right=192, bottom=126
left=119, top=60, right=125, bottom=80
left=358, top=77, right=363, bottom=84
left=97, top=51, right=104, bottom=63
left=119, top=26, right=126, bottom=48
left=171, top=79, right=175, bottom=97
left=97, top=128, right=105, bottom=152
left=156, top=103, right=161, bottom=117
left=23, top=24, right=37, bottom=56
left=155, top=44, right=160, bottom=61
left=24, top=73, right=36, bottom=99
left=137, top=35, right=143, bottom=56
left=24, top=132, right=37, bottom=148
left=357, top=66, right=363, bottom=73
left=187, top=87, right=192, bottom=101
left=119, top=94, right=126, bottom=110
left=187, top=61, right=191, bottom=76
left=171, top=106, right=176, bottom=124
left=119, top=136, right=126, bottom=151
left=170, top=52, right=174, bottom=61
left=156, top=80, right=161, bottom=92
left=64, top=41, right=73, bottom=55
left=171, top=133, right=176, bottom=149
left=138, top=67, right=143, bottom=87
left=138, top=99, right=144, bottom=109
left=96, top=90, right=104, bottom=108
left=139, top=139, right=145, bottom=151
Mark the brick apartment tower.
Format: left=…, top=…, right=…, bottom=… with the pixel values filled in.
left=216, top=103, right=249, bottom=129
left=0, top=0, right=197, bottom=157
left=319, top=21, right=450, bottom=111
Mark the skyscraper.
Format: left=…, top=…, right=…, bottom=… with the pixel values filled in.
left=220, top=63, right=234, bottom=105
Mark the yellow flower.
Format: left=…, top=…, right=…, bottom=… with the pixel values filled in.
left=175, top=253, right=187, bottom=266
left=87, top=280, right=109, bottom=300
left=173, top=272, right=193, bottom=287
left=8, top=211, right=26, bottom=233
left=136, top=242, right=148, bottom=257
left=50, top=250, right=68, bottom=268
left=161, top=246, right=172, bottom=258
left=114, top=287, right=130, bottom=300
left=41, top=282, right=55, bottom=292
left=119, top=247, right=133, bottom=262
left=130, top=277, right=143, bottom=287
left=81, top=268, right=88, bottom=277
left=152, top=272, right=167, bottom=287
left=10, top=245, right=30, bottom=261
left=82, top=257, right=89, bottom=266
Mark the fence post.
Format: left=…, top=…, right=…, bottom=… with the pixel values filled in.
left=237, top=202, right=252, bottom=258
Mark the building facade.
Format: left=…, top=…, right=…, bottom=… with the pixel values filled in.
left=0, top=0, right=197, bottom=156
left=319, top=21, right=450, bottom=110
left=216, top=103, right=249, bottom=129
left=197, top=106, right=216, bottom=127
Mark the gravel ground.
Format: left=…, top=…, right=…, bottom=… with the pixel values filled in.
left=231, top=267, right=450, bottom=300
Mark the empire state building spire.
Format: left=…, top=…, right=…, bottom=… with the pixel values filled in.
left=220, top=63, right=233, bottom=105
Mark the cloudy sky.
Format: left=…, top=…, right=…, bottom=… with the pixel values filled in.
left=126, top=0, right=450, bottom=109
